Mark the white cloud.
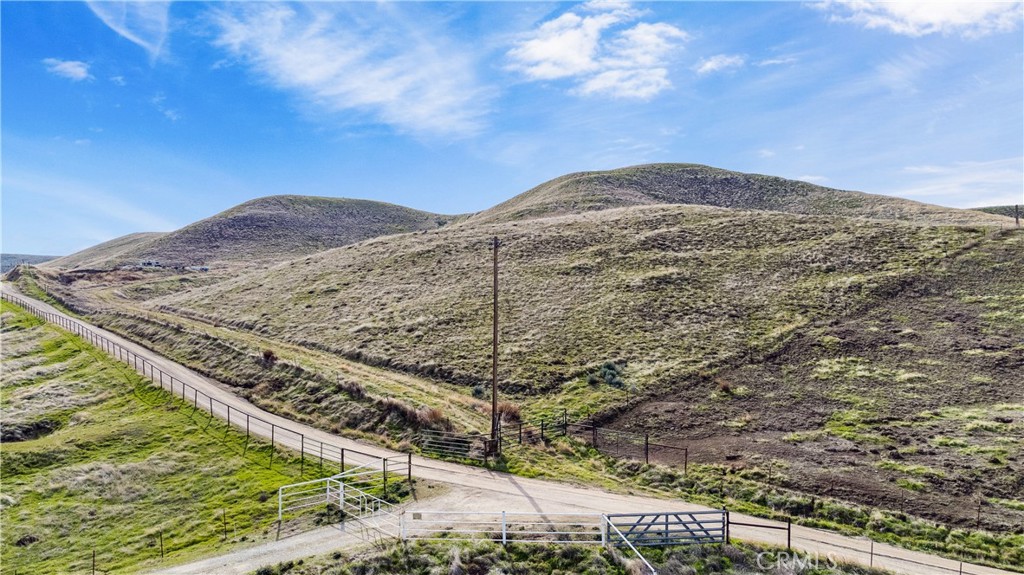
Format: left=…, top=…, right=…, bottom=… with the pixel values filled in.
left=757, top=57, right=798, bottom=67
left=507, top=2, right=687, bottom=100
left=797, top=175, right=829, bottom=183
left=757, top=148, right=776, bottom=158
left=819, top=1, right=1022, bottom=38
left=110, top=75, right=127, bottom=86
left=694, top=54, right=745, bottom=75
left=897, top=157, right=1024, bottom=207
left=151, top=94, right=181, bottom=122
left=42, top=58, right=92, bottom=81
left=86, top=1, right=170, bottom=59
left=211, top=4, right=491, bottom=138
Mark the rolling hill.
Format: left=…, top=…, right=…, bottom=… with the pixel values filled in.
left=41, top=232, right=166, bottom=270
left=44, top=196, right=455, bottom=269
left=466, top=164, right=1013, bottom=226
left=15, top=162, right=1022, bottom=534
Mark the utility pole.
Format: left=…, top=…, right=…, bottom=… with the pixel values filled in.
left=1015, top=204, right=1020, bottom=228
left=490, top=236, right=501, bottom=454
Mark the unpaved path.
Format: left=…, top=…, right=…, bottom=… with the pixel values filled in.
left=3, top=287, right=1013, bottom=575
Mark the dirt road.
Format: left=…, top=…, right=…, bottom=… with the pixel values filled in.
left=3, top=287, right=1013, bottom=575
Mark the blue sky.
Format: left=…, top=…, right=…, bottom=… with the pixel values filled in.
left=2, top=1, right=1022, bottom=255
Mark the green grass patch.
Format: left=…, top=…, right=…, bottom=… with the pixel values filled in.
left=1, top=301, right=395, bottom=574
left=875, top=461, right=945, bottom=478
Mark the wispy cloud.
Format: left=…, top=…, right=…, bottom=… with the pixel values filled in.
left=42, top=58, right=92, bottom=81
left=211, top=3, right=492, bottom=138
left=694, top=54, right=745, bottom=75
left=150, top=94, right=181, bottom=122
left=897, top=157, right=1024, bottom=207
left=5, top=171, right=180, bottom=233
left=86, top=1, right=170, bottom=60
left=797, top=175, right=829, bottom=183
left=757, top=148, right=776, bottom=158
left=507, top=1, right=687, bottom=100
left=818, top=1, right=1022, bottom=38
left=757, top=57, right=798, bottom=67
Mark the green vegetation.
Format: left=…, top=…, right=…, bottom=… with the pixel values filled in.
left=488, top=438, right=1024, bottom=571
left=252, top=539, right=894, bottom=575
left=0, top=301, right=384, bottom=574
left=12, top=166, right=1024, bottom=572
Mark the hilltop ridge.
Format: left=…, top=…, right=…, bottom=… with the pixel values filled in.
left=466, top=164, right=1012, bottom=226
left=44, top=196, right=454, bottom=269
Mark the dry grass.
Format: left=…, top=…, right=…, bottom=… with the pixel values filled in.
left=468, top=163, right=1012, bottom=226
left=152, top=204, right=994, bottom=410
left=43, top=455, right=186, bottom=503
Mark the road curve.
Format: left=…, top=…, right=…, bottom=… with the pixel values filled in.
left=2, top=286, right=1013, bottom=575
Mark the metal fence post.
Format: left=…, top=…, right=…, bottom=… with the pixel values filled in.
left=407, top=452, right=412, bottom=484
left=501, top=511, right=507, bottom=546
left=787, top=517, right=792, bottom=550
left=724, top=509, right=730, bottom=544
left=601, top=515, right=608, bottom=546
left=644, top=434, right=649, bottom=465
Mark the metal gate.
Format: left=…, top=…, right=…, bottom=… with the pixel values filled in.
left=418, top=429, right=488, bottom=462
left=604, top=511, right=726, bottom=547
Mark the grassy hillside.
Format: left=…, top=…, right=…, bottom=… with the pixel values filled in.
left=155, top=204, right=995, bottom=400
left=613, top=229, right=1024, bottom=529
left=0, top=301, right=343, bottom=574
left=41, top=232, right=166, bottom=270
left=45, top=196, right=455, bottom=270
left=467, top=164, right=1013, bottom=226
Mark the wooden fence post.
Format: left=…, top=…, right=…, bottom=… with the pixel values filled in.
left=644, top=434, right=649, bottom=465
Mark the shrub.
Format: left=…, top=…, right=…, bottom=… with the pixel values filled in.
left=716, top=378, right=732, bottom=395
left=589, top=361, right=625, bottom=388
left=259, top=349, right=278, bottom=368
left=472, top=384, right=486, bottom=399
left=495, top=401, right=522, bottom=423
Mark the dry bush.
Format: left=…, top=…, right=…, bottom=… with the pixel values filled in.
left=715, top=378, right=732, bottom=395
left=336, top=377, right=365, bottom=400
left=495, top=400, right=521, bottom=423
left=417, top=406, right=446, bottom=427
left=379, top=397, right=447, bottom=429
left=259, top=348, right=278, bottom=368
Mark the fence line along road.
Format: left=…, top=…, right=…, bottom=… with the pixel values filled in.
left=1, top=292, right=410, bottom=488
left=1, top=289, right=1015, bottom=575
